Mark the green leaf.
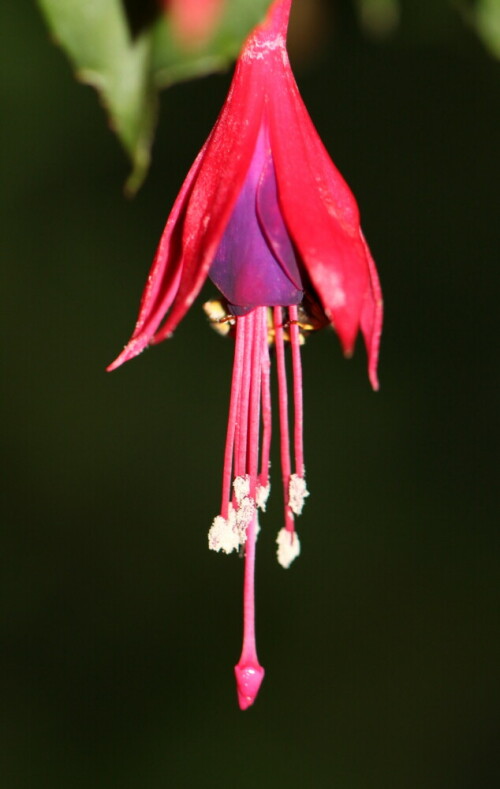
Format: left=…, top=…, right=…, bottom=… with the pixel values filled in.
left=38, top=0, right=157, bottom=194
left=37, top=0, right=273, bottom=193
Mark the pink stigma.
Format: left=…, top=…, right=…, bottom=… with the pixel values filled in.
left=234, top=662, right=266, bottom=711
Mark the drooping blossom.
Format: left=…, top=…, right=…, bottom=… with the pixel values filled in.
left=162, top=0, right=225, bottom=46
left=109, top=0, right=382, bottom=709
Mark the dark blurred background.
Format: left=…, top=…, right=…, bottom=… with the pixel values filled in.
left=1, top=1, right=499, bottom=787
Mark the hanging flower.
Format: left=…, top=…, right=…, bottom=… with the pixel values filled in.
left=108, top=0, right=383, bottom=709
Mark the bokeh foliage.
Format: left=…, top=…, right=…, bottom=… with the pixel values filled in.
left=37, top=0, right=272, bottom=192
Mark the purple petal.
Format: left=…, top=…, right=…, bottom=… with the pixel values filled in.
left=209, top=124, right=303, bottom=315
left=256, top=153, right=302, bottom=290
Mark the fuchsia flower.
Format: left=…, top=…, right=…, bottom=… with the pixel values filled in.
left=109, top=0, right=382, bottom=709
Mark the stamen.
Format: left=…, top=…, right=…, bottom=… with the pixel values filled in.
left=208, top=504, right=239, bottom=554
left=273, top=307, right=294, bottom=534
left=288, top=473, right=309, bottom=516
left=233, top=475, right=250, bottom=505
left=276, top=527, right=301, bottom=569
left=289, top=305, right=305, bottom=479
left=258, top=307, right=272, bottom=509
left=235, top=497, right=256, bottom=544
left=247, top=309, right=264, bottom=491
left=256, top=482, right=270, bottom=512
left=220, top=315, right=246, bottom=518
left=234, top=312, right=253, bottom=481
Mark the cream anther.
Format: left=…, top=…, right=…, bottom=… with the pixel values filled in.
left=276, top=528, right=301, bottom=568
left=288, top=474, right=309, bottom=515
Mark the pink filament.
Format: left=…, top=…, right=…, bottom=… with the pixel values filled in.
left=259, top=315, right=272, bottom=490
left=220, top=315, right=245, bottom=518
left=289, top=305, right=304, bottom=478
left=234, top=314, right=251, bottom=481
left=247, top=309, right=262, bottom=488
left=273, top=307, right=294, bottom=533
